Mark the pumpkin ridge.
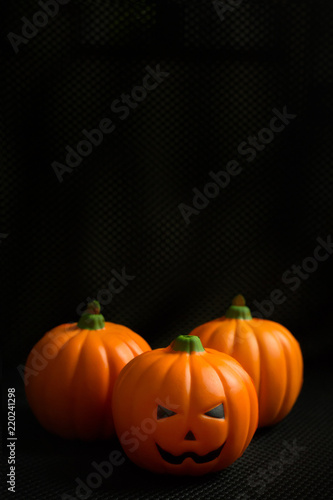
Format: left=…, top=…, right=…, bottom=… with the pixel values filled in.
left=187, top=350, right=196, bottom=417
left=87, top=332, right=117, bottom=436
left=294, top=337, right=303, bottom=396
left=37, top=366, right=53, bottom=432
left=96, top=338, right=116, bottom=438
left=254, top=333, right=268, bottom=425
left=201, top=353, right=249, bottom=467
left=243, top=321, right=263, bottom=415
left=37, top=329, right=89, bottom=437
left=220, top=356, right=256, bottom=457
left=30, top=325, right=72, bottom=355
left=169, top=350, right=192, bottom=416
left=161, top=349, right=189, bottom=411
left=255, top=327, right=287, bottom=426
left=81, top=330, right=114, bottom=439
left=101, top=321, right=149, bottom=349
left=67, top=330, right=91, bottom=438
left=270, top=328, right=303, bottom=424
left=226, top=352, right=258, bottom=454
left=234, top=321, right=261, bottom=395
left=210, top=320, right=236, bottom=355
left=131, top=351, right=173, bottom=428
left=103, top=327, right=140, bottom=360
left=233, top=319, right=243, bottom=355
left=32, top=328, right=83, bottom=432
left=162, top=349, right=182, bottom=377
left=122, top=328, right=151, bottom=351
left=30, top=343, right=60, bottom=431
left=195, top=351, right=226, bottom=383
left=112, top=349, right=156, bottom=398
left=102, top=325, right=147, bottom=357
left=229, top=370, right=252, bottom=456
left=268, top=328, right=290, bottom=420
left=56, top=325, right=80, bottom=346
left=252, top=320, right=303, bottom=405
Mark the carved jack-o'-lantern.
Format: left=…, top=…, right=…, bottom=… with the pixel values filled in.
left=112, top=335, right=258, bottom=475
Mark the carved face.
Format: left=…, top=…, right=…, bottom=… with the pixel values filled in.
left=112, top=336, right=258, bottom=475
left=155, top=402, right=226, bottom=466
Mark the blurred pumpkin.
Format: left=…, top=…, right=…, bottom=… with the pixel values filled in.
left=190, top=295, right=303, bottom=427
left=112, top=334, right=258, bottom=475
left=25, top=300, right=151, bottom=440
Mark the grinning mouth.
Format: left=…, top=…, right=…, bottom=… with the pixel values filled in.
left=156, top=442, right=225, bottom=465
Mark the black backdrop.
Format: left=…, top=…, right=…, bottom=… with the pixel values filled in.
left=2, top=1, right=333, bottom=499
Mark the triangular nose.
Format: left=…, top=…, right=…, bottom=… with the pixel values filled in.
left=184, top=430, right=196, bottom=441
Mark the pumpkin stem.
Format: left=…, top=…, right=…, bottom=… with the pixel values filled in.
left=170, top=335, right=205, bottom=354
left=225, top=295, right=252, bottom=320
left=232, top=294, right=246, bottom=306
left=77, top=300, right=105, bottom=330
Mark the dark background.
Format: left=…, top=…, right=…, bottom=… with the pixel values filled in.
left=2, top=1, right=333, bottom=499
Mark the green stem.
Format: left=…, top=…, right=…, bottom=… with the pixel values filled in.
left=225, top=294, right=252, bottom=320
left=77, top=300, right=105, bottom=330
left=171, top=335, right=205, bottom=353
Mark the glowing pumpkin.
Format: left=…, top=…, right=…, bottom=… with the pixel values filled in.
left=25, top=300, right=151, bottom=440
left=190, top=295, right=303, bottom=427
left=112, top=334, right=258, bottom=475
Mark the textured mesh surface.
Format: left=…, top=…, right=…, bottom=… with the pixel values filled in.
left=2, top=363, right=333, bottom=500
left=2, top=0, right=333, bottom=498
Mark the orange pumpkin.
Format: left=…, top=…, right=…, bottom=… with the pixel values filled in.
left=190, top=295, right=303, bottom=427
left=112, top=334, right=258, bottom=475
left=25, top=300, right=151, bottom=440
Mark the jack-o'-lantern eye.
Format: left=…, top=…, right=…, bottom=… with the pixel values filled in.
left=205, top=403, right=225, bottom=419
left=157, top=405, right=177, bottom=420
